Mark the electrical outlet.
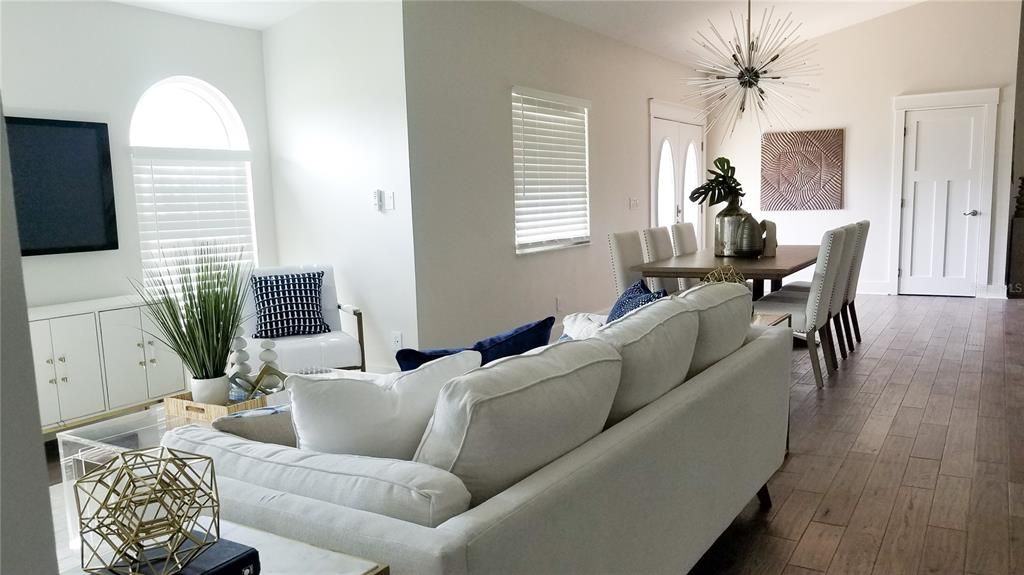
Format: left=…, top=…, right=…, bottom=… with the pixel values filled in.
left=628, top=198, right=641, bottom=210
left=390, top=331, right=403, bottom=351
left=384, top=190, right=396, bottom=210
left=555, top=296, right=562, bottom=314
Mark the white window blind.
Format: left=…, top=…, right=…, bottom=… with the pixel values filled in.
left=512, top=88, right=591, bottom=254
left=133, top=150, right=256, bottom=290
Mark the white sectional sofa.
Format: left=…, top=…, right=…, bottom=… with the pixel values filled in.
left=163, top=283, right=792, bottom=575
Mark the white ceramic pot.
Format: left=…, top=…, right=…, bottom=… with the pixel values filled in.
left=190, top=375, right=231, bottom=405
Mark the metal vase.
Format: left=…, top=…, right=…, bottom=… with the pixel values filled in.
left=715, top=197, right=755, bottom=257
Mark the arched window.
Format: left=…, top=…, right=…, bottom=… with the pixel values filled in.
left=130, top=76, right=256, bottom=289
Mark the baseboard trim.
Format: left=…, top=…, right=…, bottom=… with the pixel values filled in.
left=977, top=284, right=1007, bottom=299
left=857, top=281, right=897, bottom=295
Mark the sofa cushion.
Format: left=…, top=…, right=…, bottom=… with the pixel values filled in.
left=560, top=312, right=608, bottom=341
left=413, top=339, right=621, bottom=505
left=212, top=403, right=296, bottom=447
left=593, top=298, right=698, bottom=425
left=289, top=350, right=481, bottom=459
left=162, top=425, right=470, bottom=527
left=673, top=283, right=753, bottom=379
left=246, top=331, right=362, bottom=372
left=250, top=271, right=331, bottom=339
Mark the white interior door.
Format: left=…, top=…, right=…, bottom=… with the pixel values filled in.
left=899, top=106, right=985, bottom=296
left=651, top=118, right=703, bottom=245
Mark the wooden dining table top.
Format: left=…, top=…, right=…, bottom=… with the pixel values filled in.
left=631, top=244, right=820, bottom=281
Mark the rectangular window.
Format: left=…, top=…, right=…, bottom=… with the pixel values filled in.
left=512, top=87, right=591, bottom=254
left=132, top=148, right=257, bottom=291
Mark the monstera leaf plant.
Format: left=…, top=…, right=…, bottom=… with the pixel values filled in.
left=689, top=157, right=744, bottom=207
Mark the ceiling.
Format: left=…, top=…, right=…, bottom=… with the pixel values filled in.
left=524, top=1, right=921, bottom=65
left=116, top=1, right=310, bottom=30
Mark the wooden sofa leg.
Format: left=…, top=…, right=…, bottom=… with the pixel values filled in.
left=832, top=315, right=848, bottom=360
left=850, top=301, right=862, bottom=343
left=757, top=484, right=772, bottom=510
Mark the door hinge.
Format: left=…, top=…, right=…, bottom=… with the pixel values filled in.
left=701, top=141, right=704, bottom=152
left=900, top=198, right=905, bottom=209
left=898, top=267, right=902, bottom=278
left=903, top=127, right=907, bottom=137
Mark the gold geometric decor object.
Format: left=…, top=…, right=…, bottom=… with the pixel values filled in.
left=703, top=265, right=747, bottom=285
left=761, top=128, right=844, bottom=211
left=74, top=447, right=219, bottom=575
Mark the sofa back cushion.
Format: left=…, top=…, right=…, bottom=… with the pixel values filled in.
left=289, top=350, right=481, bottom=459
left=414, top=339, right=622, bottom=505
left=162, top=425, right=471, bottom=527
left=593, top=298, right=698, bottom=425
left=673, top=283, right=752, bottom=379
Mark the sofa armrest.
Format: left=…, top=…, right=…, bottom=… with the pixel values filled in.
left=338, top=304, right=365, bottom=370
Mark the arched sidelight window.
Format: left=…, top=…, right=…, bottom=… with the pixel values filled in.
left=130, top=76, right=256, bottom=289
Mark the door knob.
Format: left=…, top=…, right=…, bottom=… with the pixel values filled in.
left=963, top=209, right=979, bottom=216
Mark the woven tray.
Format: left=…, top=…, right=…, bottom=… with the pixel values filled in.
left=165, top=393, right=266, bottom=423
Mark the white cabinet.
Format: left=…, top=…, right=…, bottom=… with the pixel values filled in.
left=30, top=296, right=187, bottom=429
left=99, top=308, right=149, bottom=409
left=141, top=315, right=187, bottom=398
left=31, top=314, right=106, bottom=424
left=30, top=321, right=60, bottom=426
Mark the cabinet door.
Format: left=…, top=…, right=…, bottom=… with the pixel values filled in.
left=99, top=308, right=149, bottom=409
left=142, top=315, right=187, bottom=398
left=51, top=314, right=106, bottom=420
left=30, top=321, right=60, bottom=426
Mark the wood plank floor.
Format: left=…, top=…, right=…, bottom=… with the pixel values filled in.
left=691, top=294, right=1024, bottom=575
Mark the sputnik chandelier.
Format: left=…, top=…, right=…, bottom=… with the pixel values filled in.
left=686, top=0, right=819, bottom=135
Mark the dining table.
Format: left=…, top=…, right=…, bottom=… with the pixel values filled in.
left=631, top=244, right=820, bottom=300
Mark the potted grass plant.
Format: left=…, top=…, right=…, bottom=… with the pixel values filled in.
left=132, top=244, right=251, bottom=405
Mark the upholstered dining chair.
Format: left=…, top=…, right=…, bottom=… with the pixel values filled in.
left=608, top=231, right=645, bottom=296
left=782, top=221, right=870, bottom=351
left=754, top=227, right=846, bottom=388
left=669, top=223, right=700, bottom=291
left=640, top=226, right=676, bottom=293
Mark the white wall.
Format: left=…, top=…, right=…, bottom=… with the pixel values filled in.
left=707, top=0, right=1019, bottom=295
left=1, top=1, right=277, bottom=307
left=403, top=1, right=691, bottom=347
left=263, top=2, right=418, bottom=371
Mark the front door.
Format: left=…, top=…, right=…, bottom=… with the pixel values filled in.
left=898, top=106, right=985, bottom=296
left=650, top=118, right=703, bottom=245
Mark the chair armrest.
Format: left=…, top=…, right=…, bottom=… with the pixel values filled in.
left=339, top=303, right=361, bottom=316
left=338, top=304, right=366, bottom=371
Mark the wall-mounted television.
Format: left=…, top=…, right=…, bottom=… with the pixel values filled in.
left=4, top=116, right=118, bottom=256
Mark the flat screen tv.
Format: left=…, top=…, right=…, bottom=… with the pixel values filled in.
left=4, top=116, right=118, bottom=256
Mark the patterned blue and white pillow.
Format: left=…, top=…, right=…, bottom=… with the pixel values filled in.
left=607, top=279, right=667, bottom=322
left=251, top=271, right=331, bottom=339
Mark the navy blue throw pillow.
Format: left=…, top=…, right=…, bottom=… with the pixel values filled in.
left=251, top=271, right=331, bottom=339
left=394, top=317, right=556, bottom=370
left=607, top=279, right=666, bottom=323
left=395, top=346, right=467, bottom=371
left=472, top=316, right=555, bottom=365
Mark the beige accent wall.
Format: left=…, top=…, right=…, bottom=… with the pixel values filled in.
left=707, top=0, right=1020, bottom=295
left=403, top=1, right=691, bottom=347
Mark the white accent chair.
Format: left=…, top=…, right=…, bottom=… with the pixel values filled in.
left=754, top=228, right=846, bottom=387
left=640, top=226, right=675, bottom=293
left=242, top=265, right=365, bottom=372
left=670, top=223, right=700, bottom=291
left=608, top=231, right=645, bottom=296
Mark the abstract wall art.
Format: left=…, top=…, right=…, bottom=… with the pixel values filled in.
left=761, top=129, right=844, bottom=211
